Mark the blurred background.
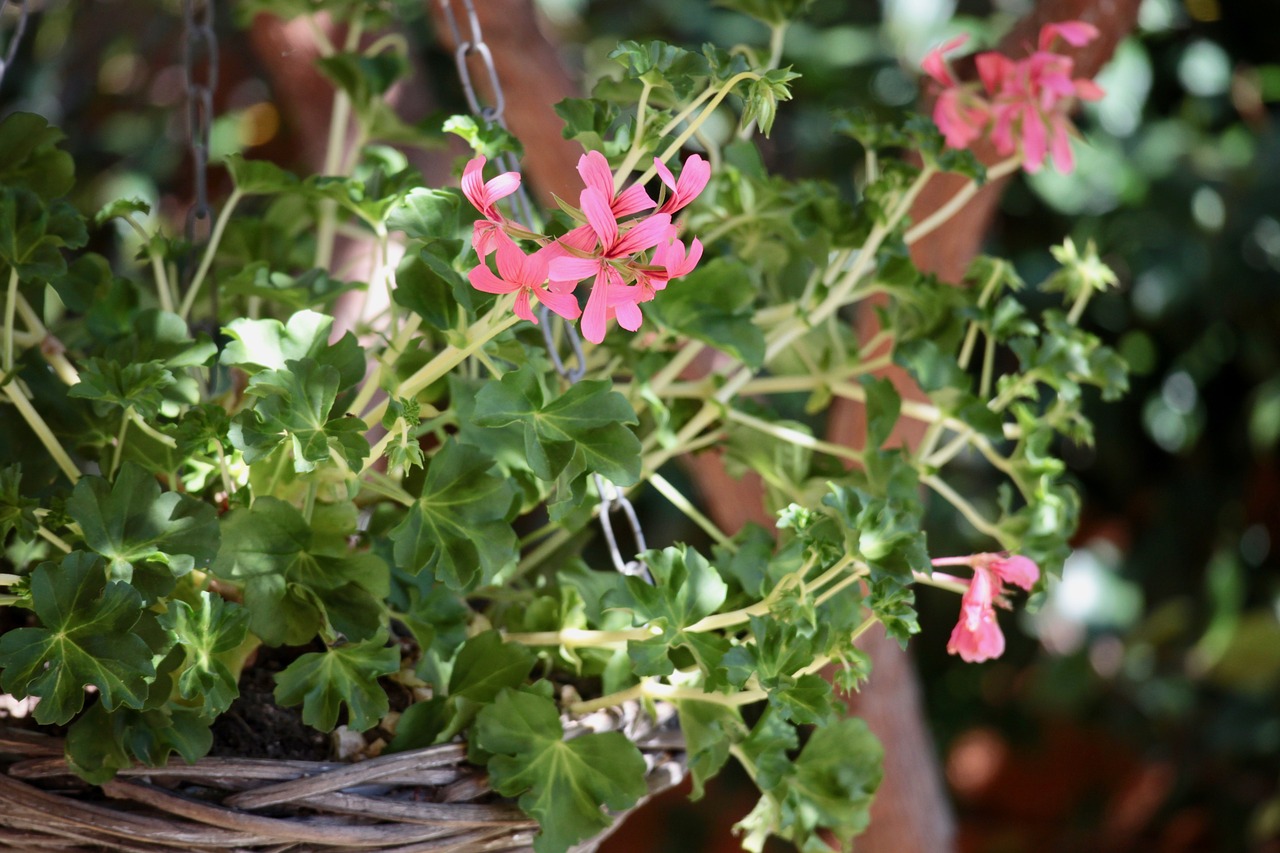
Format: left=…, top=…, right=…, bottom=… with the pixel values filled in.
left=2, top=0, right=1278, bottom=850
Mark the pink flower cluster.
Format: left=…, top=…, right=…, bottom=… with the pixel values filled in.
left=922, top=22, right=1105, bottom=173
left=460, top=151, right=710, bottom=344
left=935, top=553, right=1040, bottom=663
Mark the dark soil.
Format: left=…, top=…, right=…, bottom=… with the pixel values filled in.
left=208, top=650, right=330, bottom=762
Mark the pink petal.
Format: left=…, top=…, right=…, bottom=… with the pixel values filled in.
left=1039, top=21, right=1099, bottom=51
left=461, top=157, right=489, bottom=213
left=468, top=264, right=519, bottom=295
left=534, top=285, right=582, bottom=321
left=513, top=289, right=536, bottom=324
left=612, top=212, right=673, bottom=256
left=1019, top=105, right=1048, bottom=172
left=922, top=34, right=968, bottom=86
left=581, top=274, right=609, bottom=344
left=614, top=300, right=643, bottom=332
left=484, top=172, right=521, bottom=207
left=990, top=105, right=1018, bottom=156
left=494, top=236, right=527, bottom=284
left=1075, top=78, right=1105, bottom=101
left=1050, top=115, right=1075, bottom=173
left=613, top=183, right=658, bottom=217
left=472, top=220, right=505, bottom=258
left=548, top=255, right=603, bottom=283
left=653, top=157, right=677, bottom=192
left=580, top=187, right=619, bottom=250
left=947, top=606, right=1006, bottom=662
left=992, top=555, right=1040, bottom=591
left=576, top=150, right=615, bottom=199
left=976, top=53, right=1013, bottom=96
left=660, top=153, right=712, bottom=214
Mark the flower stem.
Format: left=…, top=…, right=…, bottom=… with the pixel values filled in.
left=2, top=381, right=79, bottom=482
left=179, top=188, right=243, bottom=321
left=3, top=267, right=16, bottom=373
left=905, top=157, right=1021, bottom=245
left=648, top=472, right=733, bottom=548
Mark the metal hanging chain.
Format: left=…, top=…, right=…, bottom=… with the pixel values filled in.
left=437, top=0, right=652, bottom=582
left=182, top=0, right=218, bottom=256
left=0, top=0, right=31, bottom=90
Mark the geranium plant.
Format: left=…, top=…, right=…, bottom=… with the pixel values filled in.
left=0, top=2, right=1127, bottom=851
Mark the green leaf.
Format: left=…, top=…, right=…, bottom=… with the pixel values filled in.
left=0, top=553, right=155, bottom=725
left=273, top=635, right=400, bottom=732
left=741, top=69, right=801, bottom=137
left=67, top=462, right=220, bottom=589
left=0, top=112, right=75, bottom=199
left=66, top=700, right=213, bottom=785
left=473, top=365, right=641, bottom=484
left=221, top=263, right=361, bottom=311
left=553, top=98, right=626, bottom=158
left=387, top=188, right=461, bottom=240
left=860, top=375, right=901, bottom=450
left=94, top=197, right=151, bottom=226
left=648, top=258, right=766, bottom=368
left=212, top=498, right=389, bottom=646
left=392, top=243, right=468, bottom=331
left=476, top=688, right=648, bottom=853
left=714, top=0, right=814, bottom=26
left=613, top=546, right=730, bottom=684
left=677, top=700, right=742, bottom=800
left=723, top=616, right=834, bottom=724
left=229, top=359, right=370, bottom=472
left=0, top=465, right=39, bottom=546
left=443, top=115, right=526, bottom=160
left=608, top=40, right=709, bottom=98
left=388, top=440, right=518, bottom=591
left=221, top=310, right=365, bottom=393
left=779, top=718, right=883, bottom=849
left=225, top=153, right=300, bottom=196
left=67, top=358, right=175, bottom=419
left=436, top=630, right=535, bottom=743
left=158, top=592, right=250, bottom=718
left=0, top=188, right=88, bottom=280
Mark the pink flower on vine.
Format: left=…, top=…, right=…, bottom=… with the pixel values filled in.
left=922, top=22, right=1105, bottom=173
left=461, top=156, right=521, bottom=257
left=941, top=553, right=1039, bottom=663
left=654, top=154, right=711, bottom=214
left=607, top=235, right=704, bottom=332
left=548, top=188, right=672, bottom=344
left=468, top=236, right=581, bottom=325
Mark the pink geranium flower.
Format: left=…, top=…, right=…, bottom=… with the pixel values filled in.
left=940, top=553, right=1040, bottom=663
left=468, top=235, right=581, bottom=325
left=607, top=235, right=704, bottom=332
left=921, top=22, right=1105, bottom=174
left=548, top=188, right=671, bottom=344
left=654, top=154, right=711, bottom=215
left=461, top=156, right=522, bottom=257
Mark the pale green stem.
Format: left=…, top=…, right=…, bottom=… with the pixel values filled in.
left=128, top=409, right=177, bottom=448
left=179, top=189, right=243, bottom=321
left=36, top=525, right=73, bottom=553
left=725, top=408, right=863, bottom=466
left=921, top=473, right=1010, bottom=545
left=109, top=410, right=131, bottom=480
left=904, top=157, right=1022, bottom=245
left=503, top=627, right=652, bottom=648
left=214, top=439, right=235, bottom=496
left=648, top=472, right=733, bottom=548
left=635, top=72, right=761, bottom=187
left=736, top=22, right=787, bottom=140
left=362, top=420, right=401, bottom=475
left=1067, top=285, right=1093, bottom=326
left=612, top=81, right=654, bottom=189
left=121, top=213, right=174, bottom=313
left=912, top=569, right=970, bottom=596
left=645, top=340, right=706, bottom=397
left=360, top=469, right=416, bottom=507
left=2, top=382, right=79, bottom=482
left=3, top=267, right=16, bottom=372
left=978, top=332, right=996, bottom=398
left=14, top=293, right=78, bottom=385
left=957, top=263, right=1004, bottom=370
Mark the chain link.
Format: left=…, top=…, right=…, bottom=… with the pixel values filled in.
left=0, top=0, right=31, bottom=91
left=182, top=0, right=218, bottom=249
left=437, top=0, right=652, bottom=582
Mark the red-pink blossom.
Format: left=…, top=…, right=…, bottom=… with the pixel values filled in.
left=941, top=553, right=1040, bottom=663
left=548, top=187, right=671, bottom=344
left=461, top=156, right=522, bottom=257
left=654, top=154, right=711, bottom=215
left=468, top=236, right=581, bottom=325
left=922, top=21, right=1105, bottom=174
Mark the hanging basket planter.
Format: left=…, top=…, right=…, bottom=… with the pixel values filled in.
left=0, top=704, right=684, bottom=852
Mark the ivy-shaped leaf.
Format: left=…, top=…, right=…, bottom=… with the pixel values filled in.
left=273, top=634, right=400, bottom=732
left=220, top=310, right=365, bottom=393
left=473, top=364, right=641, bottom=485
left=67, top=358, right=175, bottom=419
left=67, top=462, right=220, bottom=589
left=212, top=498, right=389, bottom=646
left=0, top=465, right=39, bottom=546
left=388, top=440, right=518, bottom=591
left=158, top=592, right=250, bottom=718
left=0, top=553, right=155, bottom=725
left=228, top=358, right=370, bottom=472
left=476, top=688, right=648, bottom=853
left=648, top=258, right=766, bottom=368
left=66, top=700, right=213, bottom=785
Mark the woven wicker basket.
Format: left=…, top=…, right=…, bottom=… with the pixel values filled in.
left=0, top=704, right=685, bottom=853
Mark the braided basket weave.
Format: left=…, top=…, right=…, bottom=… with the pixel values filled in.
left=0, top=704, right=685, bottom=852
